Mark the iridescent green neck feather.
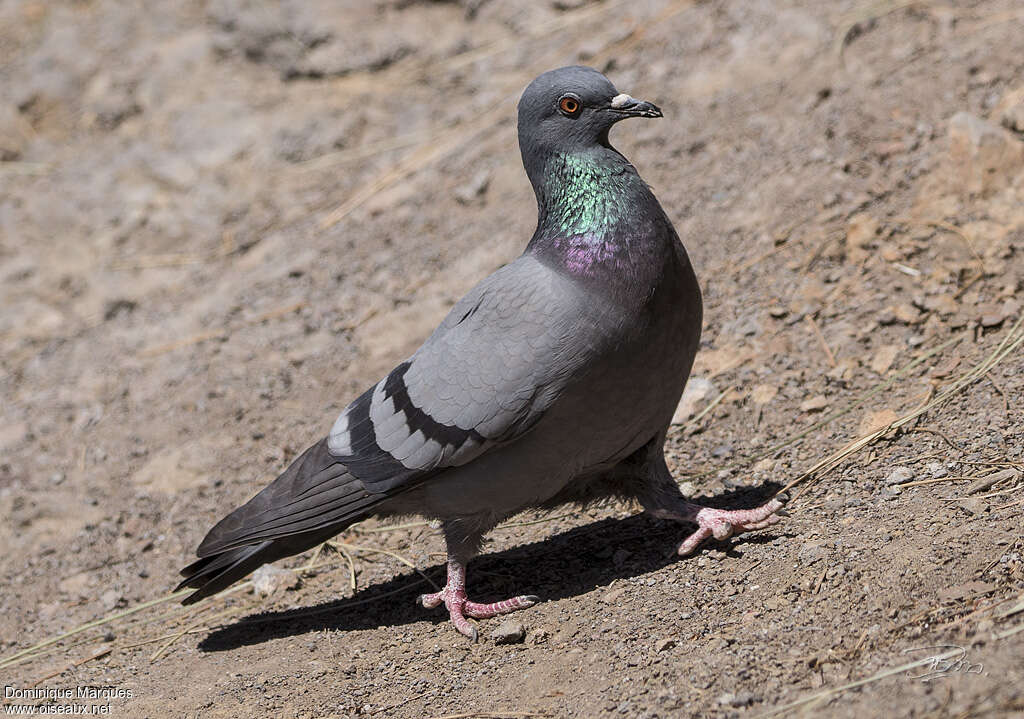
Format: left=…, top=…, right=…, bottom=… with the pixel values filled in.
left=527, top=148, right=667, bottom=280
left=542, top=151, right=637, bottom=235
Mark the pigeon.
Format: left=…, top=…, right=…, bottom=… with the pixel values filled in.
left=177, top=66, right=786, bottom=640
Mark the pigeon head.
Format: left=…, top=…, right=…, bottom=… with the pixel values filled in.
left=517, top=66, right=661, bottom=165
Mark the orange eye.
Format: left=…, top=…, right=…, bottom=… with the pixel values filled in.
left=559, top=96, right=581, bottom=115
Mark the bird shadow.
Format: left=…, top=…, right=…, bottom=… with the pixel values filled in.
left=197, top=482, right=785, bottom=652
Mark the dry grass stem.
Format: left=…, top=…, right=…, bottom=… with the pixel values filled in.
left=0, top=590, right=190, bottom=670
left=757, top=643, right=983, bottom=717
left=150, top=606, right=242, bottom=662
left=806, top=314, right=838, bottom=367
left=29, top=646, right=113, bottom=688
left=896, top=476, right=973, bottom=488
left=994, top=497, right=1024, bottom=510
left=333, top=543, right=441, bottom=592
left=781, top=315, right=1024, bottom=498
left=688, top=331, right=964, bottom=483
left=496, top=511, right=581, bottom=530
left=354, top=520, right=431, bottom=533
left=676, top=385, right=735, bottom=435
left=890, top=217, right=985, bottom=270
left=338, top=544, right=358, bottom=593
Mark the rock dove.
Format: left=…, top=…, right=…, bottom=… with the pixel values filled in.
left=177, top=66, right=786, bottom=640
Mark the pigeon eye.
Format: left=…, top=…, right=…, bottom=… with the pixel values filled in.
left=558, top=96, right=581, bottom=116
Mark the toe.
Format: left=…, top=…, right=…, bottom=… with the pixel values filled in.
left=463, top=594, right=540, bottom=618
left=451, top=614, right=478, bottom=641
left=710, top=521, right=734, bottom=541
left=418, top=592, right=443, bottom=609
left=677, top=526, right=713, bottom=556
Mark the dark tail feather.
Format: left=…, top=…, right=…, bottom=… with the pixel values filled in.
left=176, top=541, right=276, bottom=604
left=177, top=437, right=383, bottom=604
left=176, top=521, right=362, bottom=604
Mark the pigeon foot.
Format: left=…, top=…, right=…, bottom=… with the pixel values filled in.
left=653, top=494, right=788, bottom=556
left=418, top=559, right=538, bottom=640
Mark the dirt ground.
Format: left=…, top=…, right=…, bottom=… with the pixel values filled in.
left=2, top=0, right=1023, bottom=717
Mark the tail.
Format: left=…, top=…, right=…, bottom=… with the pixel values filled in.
left=176, top=438, right=382, bottom=604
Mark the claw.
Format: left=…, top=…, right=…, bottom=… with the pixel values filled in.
left=675, top=497, right=786, bottom=556
left=419, top=559, right=538, bottom=639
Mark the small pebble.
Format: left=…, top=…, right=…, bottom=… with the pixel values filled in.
left=489, top=620, right=525, bottom=645
left=885, top=466, right=914, bottom=485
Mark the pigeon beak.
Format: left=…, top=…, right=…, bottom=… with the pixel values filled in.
left=608, top=93, right=663, bottom=119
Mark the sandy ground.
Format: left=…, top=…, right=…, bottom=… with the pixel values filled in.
left=2, top=0, right=1023, bottom=717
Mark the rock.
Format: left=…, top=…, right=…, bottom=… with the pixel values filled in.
left=717, top=691, right=757, bottom=707
left=922, top=293, right=959, bottom=316
left=800, top=395, right=828, bottom=413
left=966, top=468, right=1019, bottom=495
left=132, top=448, right=203, bottom=494
left=251, top=564, right=299, bottom=597
left=751, top=384, right=778, bottom=404
left=101, top=589, right=125, bottom=610
left=103, top=298, right=138, bottom=320
left=858, top=409, right=898, bottom=436
left=552, top=0, right=593, bottom=10
left=528, top=628, right=550, bottom=645
left=1003, top=102, right=1024, bottom=135
left=0, top=421, right=28, bottom=452
left=290, top=36, right=413, bottom=78
left=711, top=443, right=733, bottom=458
left=878, top=303, right=922, bottom=325
left=0, top=104, right=32, bottom=161
left=885, top=467, right=914, bottom=485
left=82, top=72, right=141, bottom=130
left=930, top=355, right=961, bottom=379
left=845, top=213, right=879, bottom=263
left=995, top=86, right=1024, bottom=135
left=978, top=299, right=1019, bottom=328
left=869, top=344, right=900, bottom=374
left=671, top=377, right=717, bottom=424
left=654, top=638, right=676, bottom=652
left=453, top=169, right=491, bottom=205
left=601, top=586, right=627, bottom=604
left=880, top=245, right=903, bottom=262
left=926, top=461, right=948, bottom=478
left=489, top=620, right=525, bottom=645
left=208, top=0, right=307, bottom=71
left=956, top=498, right=987, bottom=516
left=948, top=111, right=1024, bottom=195
left=59, top=572, right=92, bottom=596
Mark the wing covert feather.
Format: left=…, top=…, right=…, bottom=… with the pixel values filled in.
left=327, top=255, right=594, bottom=493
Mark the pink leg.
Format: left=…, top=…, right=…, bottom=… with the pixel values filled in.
left=651, top=494, right=788, bottom=556
left=418, top=559, right=539, bottom=641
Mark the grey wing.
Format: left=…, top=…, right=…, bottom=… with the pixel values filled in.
left=327, top=254, right=593, bottom=493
